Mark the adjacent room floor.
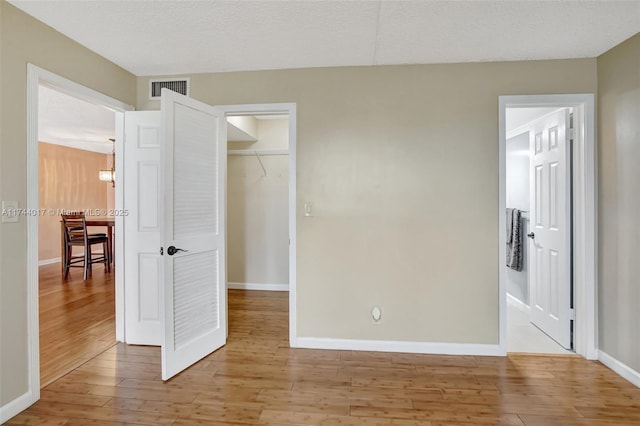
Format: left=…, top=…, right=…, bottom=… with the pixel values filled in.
left=39, top=262, right=115, bottom=387
left=507, top=301, right=573, bottom=355
left=11, top=288, right=640, bottom=425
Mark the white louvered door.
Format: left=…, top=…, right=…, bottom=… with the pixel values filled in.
left=529, top=108, right=572, bottom=349
left=160, top=88, right=227, bottom=380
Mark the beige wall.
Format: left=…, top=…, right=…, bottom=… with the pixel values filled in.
left=597, top=33, right=640, bottom=372
left=38, top=143, right=113, bottom=261
left=6, top=0, right=635, bottom=411
left=228, top=119, right=289, bottom=286
left=0, top=2, right=136, bottom=406
left=138, top=59, right=597, bottom=343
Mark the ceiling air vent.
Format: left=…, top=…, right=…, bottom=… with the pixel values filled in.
left=149, top=78, right=190, bottom=99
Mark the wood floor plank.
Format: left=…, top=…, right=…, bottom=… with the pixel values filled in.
left=55, top=370, right=125, bottom=387
left=259, top=409, right=432, bottom=425
left=258, top=388, right=414, bottom=409
left=517, top=414, right=631, bottom=426
left=8, top=282, right=640, bottom=425
left=350, top=406, right=525, bottom=425
left=39, top=263, right=116, bottom=387
left=574, top=405, right=640, bottom=422
left=103, top=397, right=194, bottom=417
left=87, top=384, right=200, bottom=404
left=4, top=413, right=70, bottom=425
left=39, top=389, right=112, bottom=407
left=24, top=401, right=177, bottom=425
left=178, top=401, right=264, bottom=424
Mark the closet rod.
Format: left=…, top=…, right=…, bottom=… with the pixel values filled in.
left=228, top=149, right=288, bottom=156
left=255, top=151, right=267, bottom=176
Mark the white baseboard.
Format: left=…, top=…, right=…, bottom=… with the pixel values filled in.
left=38, top=257, right=61, bottom=266
left=295, top=337, right=502, bottom=356
left=0, top=390, right=34, bottom=423
left=227, top=282, right=289, bottom=291
left=598, top=350, right=640, bottom=388
left=507, top=293, right=530, bottom=313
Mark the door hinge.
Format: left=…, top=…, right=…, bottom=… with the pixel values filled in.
left=569, top=308, right=576, bottom=321
left=567, top=128, right=574, bottom=140
left=160, top=247, right=164, bottom=255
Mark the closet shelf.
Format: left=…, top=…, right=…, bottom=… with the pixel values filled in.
left=227, top=117, right=258, bottom=142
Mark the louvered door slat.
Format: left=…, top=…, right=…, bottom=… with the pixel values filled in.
left=161, top=88, right=227, bottom=381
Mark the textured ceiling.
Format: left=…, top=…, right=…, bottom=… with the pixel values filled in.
left=39, top=85, right=115, bottom=153
left=9, top=1, right=640, bottom=76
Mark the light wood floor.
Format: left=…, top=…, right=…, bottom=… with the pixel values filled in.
left=11, top=284, right=640, bottom=424
left=39, top=262, right=116, bottom=387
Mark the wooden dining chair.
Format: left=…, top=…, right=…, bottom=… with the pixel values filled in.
left=61, top=212, right=110, bottom=280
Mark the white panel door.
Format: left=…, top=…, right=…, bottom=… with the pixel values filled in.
left=124, top=111, right=163, bottom=345
left=161, top=89, right=227, bottom=380
left=529, top=108, right=572, bottom=349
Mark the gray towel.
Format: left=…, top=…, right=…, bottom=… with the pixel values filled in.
left=506, top=208, right=523, bottom=271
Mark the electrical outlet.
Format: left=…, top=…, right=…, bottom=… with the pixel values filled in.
left=371, top=306, right=382, bottom=325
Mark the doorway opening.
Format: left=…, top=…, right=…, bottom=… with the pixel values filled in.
left=226, top=112, right=291, bottom=343
left=37, top=84, right=118, bottom=386
left=26, top=64, right=134, bottom=405
left=498, top=95, right=597, bottom=359
left=505, top=107, right=573, bottom=354
left=217, top=104, right=297, bottom=345
left=227, top=114, right=290, bottom=292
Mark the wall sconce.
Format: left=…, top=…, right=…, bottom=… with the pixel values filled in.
left=99, top=138, right=115, bottom=187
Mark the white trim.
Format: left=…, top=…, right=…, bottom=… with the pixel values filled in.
left=0, top=390, right=33, bottom=424
left=506, top=293, right=530, bottom=313
left=296, top=337, right=502, bottom=356
left=26, top=64, right=134, bottom=415
left=228, top=149, right=288, bottom=156
left=114, top=113, right=125, bottom=342
left=578, top=100, right=598, bottom=360
left=498, top=99, right=508, bottom=356
left=228, top=282, right=289, bottom=291
left=598, top=350, right=640, bottom=388
left=38, top=257, right=61, bottom=266
left=214, top=103, right=298, bottom=347
left=26, top=63, right=42, bottom=411
left=499, top=94, right=597, bottom=360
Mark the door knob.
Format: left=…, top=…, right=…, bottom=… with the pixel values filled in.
left=527, top=232, right=535, bottom=239
left=167, top=246, right=188, bottom=256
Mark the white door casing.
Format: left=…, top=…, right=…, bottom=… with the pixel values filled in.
left=123, top=111, right=163, bottom=345
left=529, top=108, right=572, bottom=349
left=161, top=89, right=227, bottom=380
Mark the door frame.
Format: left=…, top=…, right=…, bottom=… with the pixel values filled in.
left=25, top=64, right=134, bottom=402
left=498, top=94, right=596, bottom=359
left=214, top=103, right=298, bottom=346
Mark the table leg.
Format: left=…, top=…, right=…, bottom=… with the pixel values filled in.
left=107, top=224, right=113, bottom=268
left=61, top=221, right=66, bottom=275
